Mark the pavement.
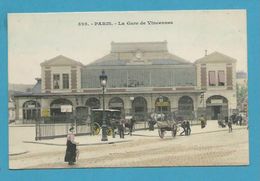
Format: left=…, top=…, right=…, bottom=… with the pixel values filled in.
left=9, top=120, right=247, bottom=156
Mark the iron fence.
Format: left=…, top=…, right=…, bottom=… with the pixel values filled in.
left=35, top=108, right=236, bottom=140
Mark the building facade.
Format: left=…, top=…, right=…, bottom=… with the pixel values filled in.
left=13, top=41, right=237, bottom=123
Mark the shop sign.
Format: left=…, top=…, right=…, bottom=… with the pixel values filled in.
left=41, top=108, right=50, bottom=117
left=155, top=102, right=169, bottom=106
left=61, top=105, right=73, bottom=112
left=211, top=99, right=223, bottom=104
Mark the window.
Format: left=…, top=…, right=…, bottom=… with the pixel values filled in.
left=53, top=74, right=60, bottom=89
left=62, top=74, right=69, bottom=89
left=208, top=71, right=216, bottom=86
left=218, top=71, right=225, bottom=86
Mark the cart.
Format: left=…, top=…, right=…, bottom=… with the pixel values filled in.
left=157, top=119, right=178, bottom=139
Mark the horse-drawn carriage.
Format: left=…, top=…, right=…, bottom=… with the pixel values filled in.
left=91, top=109, right=121, bottom=135
left=157, top=119, right=178, bottom=138
left=150, top=113, right=180, bottom=139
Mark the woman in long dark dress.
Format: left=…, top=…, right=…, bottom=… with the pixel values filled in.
left=64, top=127, right=78, bottom=165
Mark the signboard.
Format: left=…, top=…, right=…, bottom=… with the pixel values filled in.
left=109, top=102, right=123, bottom=107
left=211, top=99, right=223, bottom=104
left=28, top=105, right=35, bottom=108
left=155, top=102, right=170, bottom=106
left=61, top=105, right=73, bottom=112
left=41, top=108, right=50, bottom=117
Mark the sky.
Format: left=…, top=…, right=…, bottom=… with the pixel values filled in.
left=8, top=10, right=247, bottom=84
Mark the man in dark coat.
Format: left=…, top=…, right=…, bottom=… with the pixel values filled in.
left=238, top=114, right=243, bottom=126
left=118, top=118, right=125, bottom=138
left=228, top=121, right=233, bottom=133
left=180, top=121, right=186, bottom=136
left=148, top=118, right=156, bottom=131
left=199, top=115, right=206, bottom=129
left=128, top=118, right=135, bottom=136
left=186, top=121, right=191, bottom=135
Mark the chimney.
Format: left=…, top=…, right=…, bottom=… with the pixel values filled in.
left=35, top=78, right=42, bottom=84
left=205, top=50, right=208, bottom=56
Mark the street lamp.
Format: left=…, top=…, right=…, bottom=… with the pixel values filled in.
left=200, top=92, right=205, bottom=117
left=159, top=95, right=164, bottom=120
left=99, top=70, right=108, bottom=141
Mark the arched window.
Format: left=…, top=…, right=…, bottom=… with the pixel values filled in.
left=206, top=95, right=228, bottom=104
left=178, top=96, right=194, bottom=120
left=108, top=97, right=124, bottom=112
left=178, top=96, right=194, bottom=111
left=50, top=99, right=73, bottom=118
left=206, top=95, right=228, bottom=120
left=132, top=97, right=147, bottom=121
left=155, top=96, right=171, bottom=113
left=23, top=100, right=41, bottom=121
left=85, top=97, right=100, bottom=109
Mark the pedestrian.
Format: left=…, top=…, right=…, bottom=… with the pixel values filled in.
left=64, top=127, right=78, bottom=165
left=228, top=121, right=232, bottom=133
left=199, top=115, right=206, bottom=129
left=111, top=118, right=117, bottom=138
left=238, top=114, right=243, bottom=126
left=148, top=118, right=156, bottom=131
left=118, top=117, right=125, bottom=138
left=230, top=113, right=237, bottom=124
left=186, top=121, right=191, bottom=135
left=129, top=118, right=135, bottom=136
left=180, top=121, right=186, bottom=136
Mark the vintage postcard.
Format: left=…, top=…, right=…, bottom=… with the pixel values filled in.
left=8, top=10, right=248, bottom=169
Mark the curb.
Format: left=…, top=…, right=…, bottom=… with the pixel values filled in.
left=9, top=151, right=29, bottom=156
left=23, top=139, right=132, bottom=147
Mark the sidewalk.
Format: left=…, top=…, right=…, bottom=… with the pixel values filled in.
left=9, top=120, right=247, bottom=156
left=23, top=120, right=247, bottom=145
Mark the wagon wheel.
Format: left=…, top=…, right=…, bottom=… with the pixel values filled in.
left=158, top=128, right=164, bottom=139
left=106, top=127, right=112, bottom=136
left=92, top=122, right=101, bottom=135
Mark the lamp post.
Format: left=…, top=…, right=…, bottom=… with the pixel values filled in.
left=159, top=95, right=163, bottom=120
left=100, top=70, right=108, bottom=141
left=200, top=92, right=205, bottom=117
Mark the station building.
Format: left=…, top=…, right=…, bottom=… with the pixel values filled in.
left=13, top=41, right=237, bottom=123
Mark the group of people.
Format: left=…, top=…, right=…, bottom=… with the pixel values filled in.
left=111, top=117, right=135, bottom=139
left=179, top=121, right=191, bottom=136
left=230, top=113, right=244, bottom=126
left=217, top=113, right=247, bottom=133
left=64, top=117, right=136, bottom=166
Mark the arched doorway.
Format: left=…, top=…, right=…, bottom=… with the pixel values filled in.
left=23, top=100, right=41, bottom=122
left=108, top=97, right=124, bottom=114
left=206, top=95, right=228, bottom=120
left=85, top=97, right=100, bottom=110
left=50, top=99, right=73, bottom=117
left=178, top=96, right=194, bottom=120
left=155, top=96, right=171, bottom=113
left=132, top=96, right=147, bottom=121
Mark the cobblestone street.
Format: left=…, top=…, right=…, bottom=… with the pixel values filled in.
left=9, top=124, right=249, bottom=169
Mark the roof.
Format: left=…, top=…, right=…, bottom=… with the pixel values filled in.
left=195, top=52, right=237, bottom=64
left=31, top=79, right=41, bottom=94
left=110, top=41, right=168, bottom=53
left=91, top=109, right=120, bottom=112
left=40, top=55, right=83, bottom=66
left=88, top=41, right=190, bottom=66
